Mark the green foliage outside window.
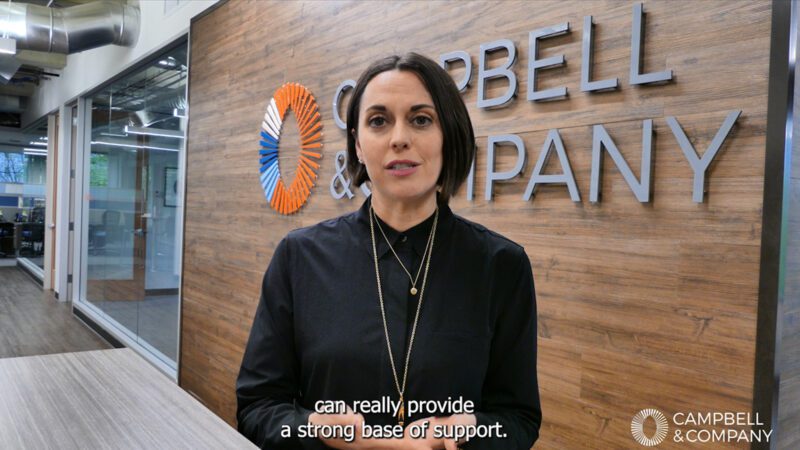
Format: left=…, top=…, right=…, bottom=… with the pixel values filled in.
left=90, top=153, right=109, bottom=187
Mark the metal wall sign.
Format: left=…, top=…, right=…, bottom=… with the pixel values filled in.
left=264, top=2, right=744, bottom=211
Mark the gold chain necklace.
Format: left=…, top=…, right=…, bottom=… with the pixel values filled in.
left=372, top=208, right=435, bottom=296
left=369, top=205, right=439, bottom=426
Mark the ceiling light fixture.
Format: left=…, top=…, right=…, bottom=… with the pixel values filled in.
left=91, top=140, right=179, bottom=152
left=99, top=132, right=128, bottom=138
left=124, top=125, right=184, bottom=139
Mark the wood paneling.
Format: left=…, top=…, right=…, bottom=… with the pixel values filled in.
left=182, top=1, right=773, bottom=448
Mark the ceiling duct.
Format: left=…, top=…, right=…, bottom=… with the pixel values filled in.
left=0, top=94, right=24, bottom=113
left=0, top=1, right=139, bottom=55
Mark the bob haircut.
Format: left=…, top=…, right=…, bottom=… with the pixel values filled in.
left=346, top=53, right=476, bottom=203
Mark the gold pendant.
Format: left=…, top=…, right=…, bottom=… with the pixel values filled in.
left=410, top=287, right=418, bottom=296
left=398, top=399, right=405, bottom=426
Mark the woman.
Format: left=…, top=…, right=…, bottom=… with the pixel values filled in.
left=237, top=53, right=541, bottom=449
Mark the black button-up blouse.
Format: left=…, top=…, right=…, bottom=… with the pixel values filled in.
left=237, top=196, right=541, bottom=449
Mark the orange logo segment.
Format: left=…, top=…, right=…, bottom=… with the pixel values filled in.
left=259, top=82, right=323, bottom=214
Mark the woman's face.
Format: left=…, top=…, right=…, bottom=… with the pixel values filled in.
left=355, top=70, right=443, bottom=207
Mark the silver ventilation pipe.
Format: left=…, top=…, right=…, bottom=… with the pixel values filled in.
left=0, top=1, right=139, bottom=54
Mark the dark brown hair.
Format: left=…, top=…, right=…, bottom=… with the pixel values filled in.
left=346, top=52, right=476, bottom=202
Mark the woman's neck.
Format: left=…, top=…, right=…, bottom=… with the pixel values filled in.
left=371, top=192, right=437, bottom=232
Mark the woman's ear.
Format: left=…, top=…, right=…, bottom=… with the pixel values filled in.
left=352, top=128, right=363, bottom=163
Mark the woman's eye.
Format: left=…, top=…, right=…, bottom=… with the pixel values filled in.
left=412, top=116, right=432, bottom=126
left=368, top=116, right=386, bottom=127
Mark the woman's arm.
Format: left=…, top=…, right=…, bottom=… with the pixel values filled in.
left=462, top=247, right=542, bottom=449
left=236, top=237, right=328, bottom=449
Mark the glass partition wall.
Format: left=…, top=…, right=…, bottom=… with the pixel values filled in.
left=77, top=41, right=187, bottom=374
left=0, top=118, right=49, bottom=274
left=20, top=120, right=49, bottom=272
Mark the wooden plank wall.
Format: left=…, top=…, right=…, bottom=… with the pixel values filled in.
left=182, top=1, right=773, bottom=448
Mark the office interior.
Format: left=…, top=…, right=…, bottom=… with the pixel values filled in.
left=0, top=0, right=797, bottom=449
left=0, top=0, right=210, bottom=387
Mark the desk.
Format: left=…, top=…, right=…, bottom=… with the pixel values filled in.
left=0, top=349, right=256, bottom=449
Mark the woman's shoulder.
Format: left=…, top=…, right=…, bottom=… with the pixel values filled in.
left=282, top=209, right=360, bottom=248
left=449, top=212, right=528, bottom=264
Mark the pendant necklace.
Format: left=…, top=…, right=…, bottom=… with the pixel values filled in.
left=369, top=205, right=439, bottom=426
left=372, top=207, right=435, bottom=296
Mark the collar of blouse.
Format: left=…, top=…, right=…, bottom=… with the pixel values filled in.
left=354, top=195, right=455, bottom=259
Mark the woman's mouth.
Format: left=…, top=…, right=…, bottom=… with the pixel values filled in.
left=385, top=160, right=420, bottom=176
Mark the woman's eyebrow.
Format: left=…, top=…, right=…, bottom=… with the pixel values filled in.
left=364, top=104, right=434, bottom=113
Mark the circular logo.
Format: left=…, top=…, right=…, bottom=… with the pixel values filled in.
left=631, top=408, right=669, bottom=446
left=259, top=82, right=323, bottom=214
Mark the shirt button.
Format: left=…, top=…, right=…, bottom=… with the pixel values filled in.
left=400, top=235, right=408, bottom=243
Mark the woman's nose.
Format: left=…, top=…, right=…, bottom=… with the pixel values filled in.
left=390, top=123, right=411, bottom=151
